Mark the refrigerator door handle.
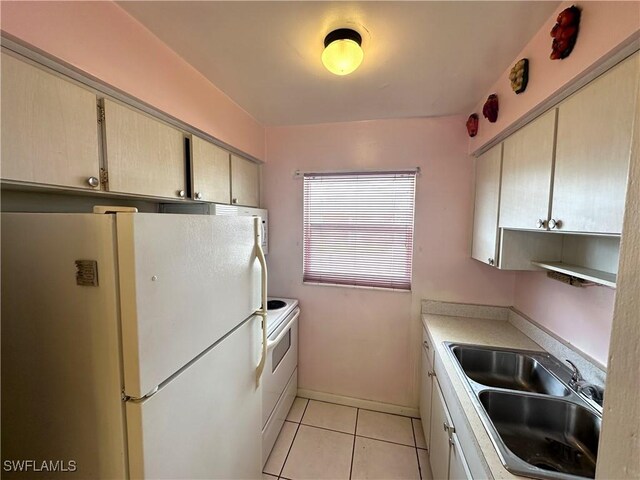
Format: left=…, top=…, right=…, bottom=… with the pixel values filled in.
left=254, top=217, right=268, bottom=387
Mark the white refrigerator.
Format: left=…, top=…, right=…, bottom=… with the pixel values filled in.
left=1, top=211, right=267, bottom=479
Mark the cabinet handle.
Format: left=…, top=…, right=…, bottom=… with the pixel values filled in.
left=536, top=219, right=547, bottom=229
left=232, top=198, right=238, bottom=204
left=177, top=190, right=186, bottom=198
left=487, top=258, right=495, bottom=266
left=423, top=341, right=430, bottom=351
left=443, top=422, right=456, bottom=434
left=428, top=371, right=436, bottom=378
left=548, top=219, right=561, bottom=230
left=87, top=176, right=99, bottom=188
left=195, top=192, right=203, bottom=200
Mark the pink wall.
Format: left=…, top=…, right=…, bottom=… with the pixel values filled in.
left=469, top=1, right=639, bottom=367
left=469, top=1, right=640, bottom=152
left=514, top=274, right=615, bottom=366
left=0, top=1, right=265, bottom=160
left=264, top=117, right=515, bottom=407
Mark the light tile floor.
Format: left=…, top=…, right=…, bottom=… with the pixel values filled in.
left=264, top=398, right=434, bottom=480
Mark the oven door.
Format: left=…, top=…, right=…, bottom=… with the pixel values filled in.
left=262, top=308, right=299, bottom=427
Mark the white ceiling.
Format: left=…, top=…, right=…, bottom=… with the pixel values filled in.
left=119, top=1, right=559, bottom=126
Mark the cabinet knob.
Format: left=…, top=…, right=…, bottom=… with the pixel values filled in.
left=195, top=192, right=203, bottom=200
left=536, top=219, right=547, bottom=229
left=488, top=258, right=495, bottom=266
left=232, top=198, right=238, bottom=204
left=548, top=219, right=561, bottom=229
left=87, top=176, right=99, bottom=188
left=178, top=190, right=186, bottom=198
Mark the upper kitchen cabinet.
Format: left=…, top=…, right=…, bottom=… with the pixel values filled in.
left=1, top=52, right=101, bottom=190
left=471, top=144, right=502, bottom=267
left=500, top=108, right=557, bottom=230
left=190, top=136, right=231, bottom=203
left=230, top=154, right=260, bottom=207
left=102, top=99, right=186, bottom=199
left=551, top=51, right=639, bottom=234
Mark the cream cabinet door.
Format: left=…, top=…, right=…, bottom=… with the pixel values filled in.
left=419, top=341, right=434, bottom=452
left=552, top=52, right=639, bottom=234
left=231, top=154, right=260, bottom=207
left=190, top=136, right=231, bottom=203
left=471, top=144, right=502, bottom=267
left=448, top=432, right=472, bottom=480
left=103, top=99, right=186, bottom=199
left=1, top=53, right=100, bottom=190
left=429, top=380, right=453, bottom=480
left=500, top=108, right=557, bottom=230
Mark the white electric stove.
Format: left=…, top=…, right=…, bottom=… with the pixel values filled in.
left=262, top=297, right=300, bottom=466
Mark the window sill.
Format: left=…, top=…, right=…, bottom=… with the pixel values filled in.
left=302, top=281, right=411, bottom=293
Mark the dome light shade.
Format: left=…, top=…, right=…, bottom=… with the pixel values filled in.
left=322, top=28, right=364, bottom=76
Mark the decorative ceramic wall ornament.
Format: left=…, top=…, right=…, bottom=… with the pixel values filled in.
left=466, top=114, right=479, bottom=137
left=550, top=5, right=581, bottom=60
left=482, top=94, right=499, bottom=123
left=509, top=58, right=529, bottom=94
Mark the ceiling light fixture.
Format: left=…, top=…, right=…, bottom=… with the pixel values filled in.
left=322, top=28, right=364, bottom=76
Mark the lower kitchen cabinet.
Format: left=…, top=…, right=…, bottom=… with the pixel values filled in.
left=420, top=329, right=435, bottom=452
left=430, top=381, right=453, bottom=480
left=422, top=325, right=475, bottom=479
left=424, top=374, right=472, bottom=480
left=449, top=431, right=473, bottom=480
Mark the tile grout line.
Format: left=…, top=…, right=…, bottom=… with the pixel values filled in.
left=300, top=397, right=418, bottom=420
left=295, top=421, right=416, bottom=449
left=277, top=399, right=311, bottom=478
left=348, top=408, right=360, bottom=480
left=411, top=419, right=423, bottom=480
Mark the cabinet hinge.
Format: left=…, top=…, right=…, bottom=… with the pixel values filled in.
left=100, top=168, right=109, bottom=189
left=97, top=105, right=105, bottom=124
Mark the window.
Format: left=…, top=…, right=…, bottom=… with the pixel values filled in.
left=303, top=171, right=417, bottom=290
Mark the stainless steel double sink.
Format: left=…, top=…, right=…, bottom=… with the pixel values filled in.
left=446, top=343, right=601, bottom=480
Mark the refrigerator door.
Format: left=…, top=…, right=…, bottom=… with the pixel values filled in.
left=126, top=314, right=262, bottom=479
left=116, top=213, right=261, bottom=398
left=1, top=213, right=127, bottom=479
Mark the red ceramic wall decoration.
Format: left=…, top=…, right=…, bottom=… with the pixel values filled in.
left=466, top=114, right=479, bottom=137
left=509, top=58, right=529, bottom=94
left=550, top=6, right=581, bottom=60
left=482, top=94, right=499, bottom=123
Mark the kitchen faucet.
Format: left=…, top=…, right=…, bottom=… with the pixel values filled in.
left=565, top=360, right=604, bottom=408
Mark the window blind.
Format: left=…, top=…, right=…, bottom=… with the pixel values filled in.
left=303, top=171, right=417, bottom=290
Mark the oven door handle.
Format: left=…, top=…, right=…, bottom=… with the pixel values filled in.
left=267, top=310, right=299, bottom=351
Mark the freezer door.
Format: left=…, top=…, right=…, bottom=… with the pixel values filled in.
left=126, top=315, right=262, bottom=479
left=1, top=213, right=126, bottom=479
left=117, top=213, right=261, bottom=398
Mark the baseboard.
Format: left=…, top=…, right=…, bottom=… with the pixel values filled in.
left=297, top=389, right=420, bottom=418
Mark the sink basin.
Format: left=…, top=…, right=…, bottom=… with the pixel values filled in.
left=450, top=344, right=570, bottom=396
left=479, top=391, right=600, bottom=478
